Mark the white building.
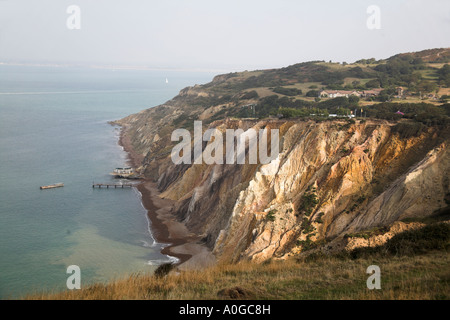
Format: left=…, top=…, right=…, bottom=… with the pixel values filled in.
left=319, top=90, right=362, bottom=98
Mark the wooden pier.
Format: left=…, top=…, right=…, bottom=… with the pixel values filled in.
left=92, top=183, right=134, bottom=189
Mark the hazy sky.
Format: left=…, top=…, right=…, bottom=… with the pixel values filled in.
left=0, top=0, right=449, bottom=72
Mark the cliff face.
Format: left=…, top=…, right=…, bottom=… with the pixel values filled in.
left=117, top=106, right=450, bottom=263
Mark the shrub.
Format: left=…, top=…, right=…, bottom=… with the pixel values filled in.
left=345, top=226, right=389, bottom=240
left=391, top=122, right=426, bottom=138
left=384, top=223, right=450, bottom=255
left=301, top=218, right=316, bottom=234
left=154, top=263, right=175, bottom=278
left=298, top=191, right=319, bottom=216
left=273, top=87, right=303, bottom=96
left=266, top=210, right=277, bottom=222
left=306, top=90, right=320, bottom=97
left=349, top=223, right=450, bottom=258
left=357, top=195, right=366, bottom=204
left=315, top=212, right=325, bottom=224
left=240, top=90, right=259, bottom=100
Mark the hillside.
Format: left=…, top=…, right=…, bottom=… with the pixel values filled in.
left=112, top=49, right=449, bottom=266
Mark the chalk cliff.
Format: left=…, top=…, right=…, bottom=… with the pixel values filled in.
left=117, top=104, right=449, bottom=263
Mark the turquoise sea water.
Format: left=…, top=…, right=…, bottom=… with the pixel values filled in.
left=0, top=65, right=215, bottom=298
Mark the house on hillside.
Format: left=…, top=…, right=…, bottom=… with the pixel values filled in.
left=319, top=90, right=361, bottom=98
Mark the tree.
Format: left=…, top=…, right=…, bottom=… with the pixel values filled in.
left=365, top=79, right=381, bottom=89
left=417, top=80, right=437, bottom=94
left=306, top=90, right=320, bottom=97
left=438, top=64, right=450, bottom=87
left=337, top=107, right=351, bottom=116
left=349, top=95, right=360, bottom=105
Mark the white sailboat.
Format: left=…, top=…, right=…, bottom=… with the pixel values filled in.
left=165, top=78, right=169, bottom=84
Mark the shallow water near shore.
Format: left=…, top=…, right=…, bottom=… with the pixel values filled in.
left=0, top=65, right=215, bottom=298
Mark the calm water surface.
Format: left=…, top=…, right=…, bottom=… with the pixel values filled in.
left=0, top=65, right=215, bottom=298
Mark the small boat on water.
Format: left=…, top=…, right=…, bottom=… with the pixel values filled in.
left=40, top=183, right=64, bottom=190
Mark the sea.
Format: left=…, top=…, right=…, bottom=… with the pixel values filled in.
left=0, top=65, right=216, bottom=299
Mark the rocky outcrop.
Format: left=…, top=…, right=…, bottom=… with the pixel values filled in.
left=343, top=221, right=426, bottom=252
left=118, top=104, right=450, bottom=263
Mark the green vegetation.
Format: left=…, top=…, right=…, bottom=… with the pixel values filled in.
left=306, top=90, right=320, bottom=97
left=355, top=58, right=378, bottom=65
left=154, top=263, right=175, bottom=278
left=266, top=210, right=277, bottom=222
left=298, top=187, right=319, bottom=217
left=240, top=96, right=449, bottom=125
left=179, top=49, right=450, bottom=127
left=348, top=223, right=450, bottom=259
left=277, top=107, right=329, bottom=118
left=391, top=122, right=427, bottom=138
left=315, top=212, right=325, bottom=224
left=297, top=234, right=315, bottom=251
left=345, top=226, right=390, bottom=240
left=367, top=102, right=448, bottom=125
left=272, top=86, right=303, bottom=96
left=239, top=90, right=259, bottom=100
left=301, top=218, right=316, bottom=235
left=438, top=64, right=450, bottom=87
left=232, top=94, right=447, bottom=126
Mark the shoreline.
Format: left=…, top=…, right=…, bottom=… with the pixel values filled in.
left=117, top=124, right=215, bottom=269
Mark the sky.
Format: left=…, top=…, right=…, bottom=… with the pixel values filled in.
left=0, top=0, right=449, bottom=72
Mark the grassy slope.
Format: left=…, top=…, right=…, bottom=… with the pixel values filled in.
left=28, top=251, right=449, bottom=300
left=28, top=220, right=450, bottom=300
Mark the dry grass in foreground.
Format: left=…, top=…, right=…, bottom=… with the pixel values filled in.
left=26, top=222, right=450, bottom=300
left=26, top=250, right=449, bottom=300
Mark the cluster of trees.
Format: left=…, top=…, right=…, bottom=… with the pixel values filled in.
left=355, top=58, right=378, bottom=64
left=366, top=102, right=449, bottom=125
left=277, top=107, right=329, bottom=118
left=317, top=66, right=371, bottom=87
left=317, top=96, right=360, bottom=111
left=235, top=95, right=362, bottom=119
left=370, top=56, right=444, bottom=94
left=374, top=56, right=425, bottom=76
left=233, top=94, right=449, bottom=127
left=250, top=95, right=312, bottom=118
left=438, top=64, right=450, bottom=87
left=320, top=57, right=447, bottom=96
left=272, top=87, right=303, bottom=96
left=238, top=90, right=259, bottom=100
left=306, top=90, right=320, bottom=97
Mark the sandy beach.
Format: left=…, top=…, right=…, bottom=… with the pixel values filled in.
left=117, top=125, right=215, bottom=270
